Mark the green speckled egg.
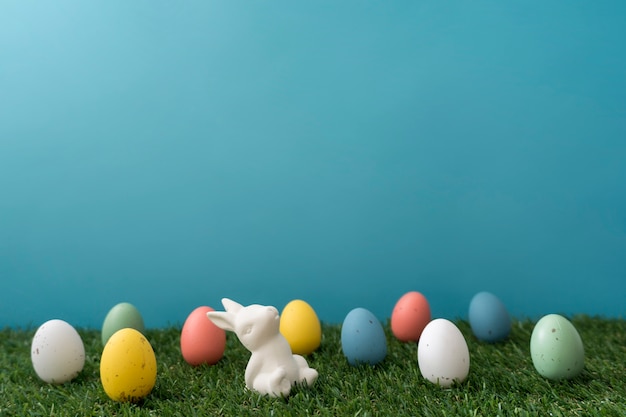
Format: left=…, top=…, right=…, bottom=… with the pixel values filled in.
left=530, top=314, right=584, bottom=380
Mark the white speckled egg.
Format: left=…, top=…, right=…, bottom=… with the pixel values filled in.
left=417, top=319, right=470, bottom=387
left=31, top=319, right=85, bottom=384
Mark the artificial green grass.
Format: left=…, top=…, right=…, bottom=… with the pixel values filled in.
left=1, top=316, right=625, bottom=416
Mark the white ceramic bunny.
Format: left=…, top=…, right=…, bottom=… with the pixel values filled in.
left=206, top=298, right=318, bottom=397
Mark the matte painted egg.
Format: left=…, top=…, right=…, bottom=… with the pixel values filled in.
left=280, top=299, right=322, bottom=355
left=391, top=291, right=431, bottom=342
left=180, top=306, right=226, bottom=366
left=468, top=291, right=511, bottom=342
left=31, top=319, right=85, bottom=384
left=530, top=314, right=584, bottom=380
left=341, top=308, right=387, bottom=366
left=417, top=319, right=470, bottom=387
left=100, top=328, right=157, bottom=402
left=101, top=302, right=145, bottom=345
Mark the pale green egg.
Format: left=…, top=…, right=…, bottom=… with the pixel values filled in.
left=530, top=314, right=584, bottom=380
left=101, top=302, right=145, bottom=345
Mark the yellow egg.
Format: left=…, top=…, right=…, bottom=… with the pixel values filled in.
left=100, top=328, right=157, bottom=402
left=280, top=299, right=321, bottom=355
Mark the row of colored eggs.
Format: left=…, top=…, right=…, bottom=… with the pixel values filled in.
left=29, top=292, right=585, bottom=402
left=341, top=291, right=584, bottom=386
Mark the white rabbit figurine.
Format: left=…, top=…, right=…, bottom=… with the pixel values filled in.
left=206, top=298, right=318, bottom=397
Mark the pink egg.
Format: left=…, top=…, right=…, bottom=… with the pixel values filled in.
left=180, top=306, right=226, bottom=366
left=391, top=291, right=431, bottom=342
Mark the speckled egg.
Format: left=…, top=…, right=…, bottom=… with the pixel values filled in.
left=180, top=306, right=226, bottom=366
left=530, top=314, right=584, bottom=380
left=468, top=291, right=511, bottom=343
left=100, top=328, right=157, bottom=402
left=417, top=319, right=470, bottom=387
left=280, top=299, right=322, bottom=355
left=31, top=319, right=85, bottom=384
left=341, top=308, right=387, bottom=366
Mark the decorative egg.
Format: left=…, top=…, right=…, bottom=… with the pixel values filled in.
left=100, top=328, right=157, bottom=402
left=31, top=319, right=85, bottom=384
left=279, top=299, right=322, bottom=355
left=101, top=302, right=145, bottom=345
left=180, top=306, right=226, bottom=366
left=390, top=291, right=431, bottom=342
left=341, top=308, right=387, bottom=366
left=417, top=319, right=470, bottom=387
left=468, top=291, right=511, bottom=342
left=530, top=314, right=584, bottom=380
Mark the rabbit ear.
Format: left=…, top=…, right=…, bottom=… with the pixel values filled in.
left=221, top=298, right=243, bottom=314
left=206, top=311, right=235, bottom=332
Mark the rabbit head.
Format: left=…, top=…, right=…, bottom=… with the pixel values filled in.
left=207, top=298, right=280, bottom=351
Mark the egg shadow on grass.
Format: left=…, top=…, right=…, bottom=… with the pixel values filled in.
left=544, top=368, right=594, bottom=387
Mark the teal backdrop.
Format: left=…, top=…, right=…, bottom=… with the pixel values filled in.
left=1, top=1, right=625, bottom=328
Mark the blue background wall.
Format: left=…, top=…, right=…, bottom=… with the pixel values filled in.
left=1, top=1, right=624, bottom=328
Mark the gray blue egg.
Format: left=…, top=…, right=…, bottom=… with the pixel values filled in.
left=341, top=308, right=387, bottom=366
left=468, top=291, right=511, bottom=342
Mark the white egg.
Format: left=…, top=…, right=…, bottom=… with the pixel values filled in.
left=31, top=319, right=85, bottom=384
left=417, top=319, right=470, bottom=387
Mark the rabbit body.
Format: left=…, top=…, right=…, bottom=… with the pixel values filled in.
left=207, top=298, right=318, bottom=397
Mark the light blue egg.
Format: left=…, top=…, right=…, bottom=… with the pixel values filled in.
left=468, top=291, right=511, bottom=342
left=341, top=308, right=387, bottom=366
